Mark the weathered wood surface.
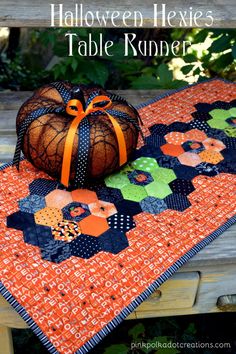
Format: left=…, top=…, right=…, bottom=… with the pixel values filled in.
left=133, top=263, right=236, bottom=318
left=136, top=272, right=200, bottom=312
left=0, top=0, right=235, bottom=27
left=0, top=89, right=235, bottom=268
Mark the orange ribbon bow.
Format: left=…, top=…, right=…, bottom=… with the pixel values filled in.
left=61, top=95, right=127, bottom=187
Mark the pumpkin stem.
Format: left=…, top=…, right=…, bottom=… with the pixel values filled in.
left=71, top=86, right=86, bottom=111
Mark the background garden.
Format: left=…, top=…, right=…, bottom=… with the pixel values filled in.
left=13, top=313, right=236, bottom=353
left=0, top=28, right=235, bottom=91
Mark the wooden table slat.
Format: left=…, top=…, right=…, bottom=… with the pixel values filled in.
left=0, top=0, right=235, bottom=27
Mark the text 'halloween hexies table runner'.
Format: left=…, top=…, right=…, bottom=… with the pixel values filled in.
left=0, top=79, right=236, bottom=354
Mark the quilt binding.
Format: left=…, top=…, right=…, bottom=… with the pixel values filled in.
left=0, top=78, right=235, bottom=354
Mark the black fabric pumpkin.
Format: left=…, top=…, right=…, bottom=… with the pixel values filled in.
left=15, top=81, right=141, bottom=187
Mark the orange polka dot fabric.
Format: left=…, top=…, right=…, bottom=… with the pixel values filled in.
left=0, top=79, right=236, bottom=354
left=35, top=207, right=63, bottom=226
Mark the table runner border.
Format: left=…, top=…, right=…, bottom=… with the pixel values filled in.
left=135, top=78, right=235, bottom=111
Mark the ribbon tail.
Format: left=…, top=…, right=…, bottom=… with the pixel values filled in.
left=74, top=118, right=90, bottom=188
left=129, top=117, right=145, bottom=142
left=139, top=129, right=145, bottom=142
left=131, top=107, right=144, bottom=126
left=138, top=115, right=144, bottom=126
left=128, top=117, right=145, bottom=141
left=107, top=114, right=127, bottom=166
left=61, top=114, right=85, bottom=187
left=12, top=137, right=22, bottom=171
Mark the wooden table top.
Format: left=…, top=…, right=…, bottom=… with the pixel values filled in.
left=0, top=0, right=235, bottom=27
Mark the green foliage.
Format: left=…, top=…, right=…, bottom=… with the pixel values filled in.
left=181, top=29, right=236, bottom=81
left=131, top=63, right=186, bottom=89
left=128, top=323, right=145, bottom=341
left=102, top=321, right=181, bottom=354
left=0, top=28, right=235, bottom=91
left=104, top=344, right=129, bottom=354
left=19, top=28, right=213, bottom=89
left=12, top=313, right=236, bottom=354
left=0, top=54, right=48, bottom=90
left=12, top=329, right=48, bottom=354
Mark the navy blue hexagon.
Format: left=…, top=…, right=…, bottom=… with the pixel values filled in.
left=23, top=224, right=52, bottom=247
left=70, top=234, right=102, bottom=259
left=7, top=211, right=35, bottom=230
left=206, top=128, right=228, bottom=141
left=173, top=165, right=199, bottom=181
left=107, top=213, right=136, bottom=232
left=95, top=187, right=124, bottom=204
left=18, top=194, right=46, bottom=214
left=40, top=239, right=72, bottom=263
left=140, top=197, right=167, bottom=214
left=145, top=135, right=166, bottom=148
left=167, top=122, right=190, bottom=133
left=189, top=119, right=210, bottom=133
left=99, top=229, right=129, bottom=254
left=157, top=155, right=181, bottom=169
left=62, top=202, right=90, bottom=222
left=169, top=179, right=195, bottom=196
left=218, top=159, right=236, bottom=174
left=182, top=141, right=204, bottom=153
left=195, top=162, right=220, bottom=176
left=115, top=200, right=142, bottom=216
left=222, top=137, right=236, bottom=150
left=128, top=170, right=153, bottom=186
left=164, top=193, right=191, bottom=212
left=29, top=178, right=60, bottom=196
left=133, top=144, right=163, bottom=159
left=149, top=123, right=169, bottom=136
left=218, top=149, right=236, bottom=174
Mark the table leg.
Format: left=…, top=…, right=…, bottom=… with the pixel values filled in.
left=0, top=326, right=14, bottom=354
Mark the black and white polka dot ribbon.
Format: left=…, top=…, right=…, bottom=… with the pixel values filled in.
left=13, top=83, right=143, bottom=188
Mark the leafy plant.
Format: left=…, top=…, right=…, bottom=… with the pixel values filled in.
left=0, top=53, right=48, bottom=90
left=36, top=28, right=191, bottom=89
left=38, top=28, right=112, bottom=86
left=0, top=28, right=235, bottom=91
left=13, top=313, right=236, bottom=354
left=131, top=63, right=187, bottom=89
left=103, top=322, right=180, bottom=354
left=180, top=29, right=236, bottom=82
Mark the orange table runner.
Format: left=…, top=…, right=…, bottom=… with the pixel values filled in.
left=0, top=79, right=235, bottom=354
